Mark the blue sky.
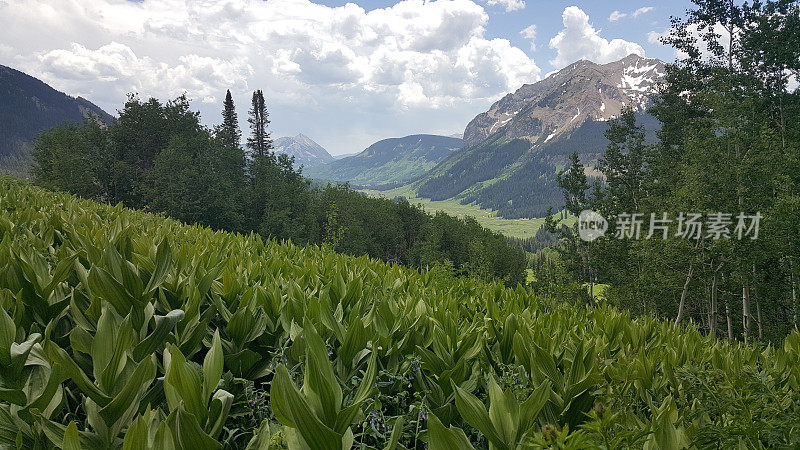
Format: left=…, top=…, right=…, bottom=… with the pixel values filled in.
left=0, top=0, right=695, bottom=155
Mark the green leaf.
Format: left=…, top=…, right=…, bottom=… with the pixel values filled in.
left=270, top=365, right=341, bottom=450
left=0, top=306, right=16, bottom=366
left=0, top=387, right=26, bottom=406
left=202, top=329, right=223, bottom=400
left=62, top=422, right=82, bottom=450
left=99, top=355, right=156, bottom=427
left=165, top=345, right=206, bottom=423
left=302, top=320, right=342, bottom=425
left=145, top=239, right=172, bottom=294
left=132, top=309, right=184, bottom=362
left=45, top=342, right=111, bottom=407
left=88, top=266, right=135, bottom=316
left=384, top=416, right=404, bottom=450
left=206, top=389, right=233, bottom=439
left=245, top=419, right=272, bottom=450
left=168, top=408, right=221, bottom=450
left=519, top=379, right=552, bottom=433
left=452, top=383, right=505, bottom=449
left=427, top=414, right=475, bottom=450
left=487, top=377, right=518, bottom=447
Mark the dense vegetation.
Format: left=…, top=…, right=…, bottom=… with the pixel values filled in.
left=1, top=179, right=799, bottom=449
left=548, top=0, right=800, bottom=343
left=30, top=93, right=526, bottom=286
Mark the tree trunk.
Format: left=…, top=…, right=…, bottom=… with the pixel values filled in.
left=742, top=283, right=751, bottom=343
left=791, top=259, right=798, bottom=326
left=752, top=265, right=762, bottom=340
left=710, top=272, right=718, bottom=336
left=725, top=296, right=734, bottom=340
left=674, top=264, right=694, bottom=329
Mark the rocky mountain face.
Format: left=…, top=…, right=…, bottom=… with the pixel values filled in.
left=273, top=134, right=334, bottom=168
left=415, top=54, right=665, bottom=219
left=463, top=54, right=665, bottom=148
left=304, top=134, right=461, bottom=187
left=0, top=65, right=114, bottom=171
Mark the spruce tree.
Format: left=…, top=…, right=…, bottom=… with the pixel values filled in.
left=246, top=90, right=273, bottom=158
left=220, top=90, right=241, bottom=148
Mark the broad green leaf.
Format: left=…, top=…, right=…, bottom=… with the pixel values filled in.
left=165, top=346, right=206, bottom=423
left=145, top=239, right=172, bottom=294
left=270, top=365, right=341, bottom=450
left=202, top=329, right=223, bottom=400
left=62, top=422, right=82, bottom=450
left=168, top=408, right=221, bottom=450
left=0, top=306, right=15, bottom=366
left=452, top=383, right=505, bottom=449
left=99, top=355, right=156, bottom=427
left=132, top=309, right=185, bottom=362
left=206, top=389, right=233, bottom=439
left=302, top=320, right=342, bottom=425
left=384, top=417, right=404, bottom=450
left=427, top=414, right=475, bottom=450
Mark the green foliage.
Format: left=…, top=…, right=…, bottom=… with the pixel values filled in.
left=0, top=178, right=797, bottom=448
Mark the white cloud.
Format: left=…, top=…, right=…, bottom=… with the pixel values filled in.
left=520, top=24, right=536, bottom=50
left=550, top=6, right=645, bottom=69
left=610, top=6, right=654, bottom=21
left=647, top=30, right=664, bottom=44
left=0, top=0, right=541, bottom=154
left=633, top=7, right=654, bottom=18
left=609, top=11, right=627, bottom=22
left=486, top=0, right=525, bottom=12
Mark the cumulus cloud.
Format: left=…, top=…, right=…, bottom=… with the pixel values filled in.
left=0, top=0, right=541, bottom=154
left=486, top=0, right=525, bottom=12
left=520, top=24, right=536, bottom=50
left=550, top=6, right=645, bottom=69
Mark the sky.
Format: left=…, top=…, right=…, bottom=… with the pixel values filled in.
left=0, top=0, right=694, bottom=155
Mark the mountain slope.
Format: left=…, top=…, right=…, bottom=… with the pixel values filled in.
left=305, top=134, right=461, bottom=186
left=416, top=54, right=664, bottom=219
left=273, top=134, right=334, bottom=168
left=0, top=65, right=114, bottom=170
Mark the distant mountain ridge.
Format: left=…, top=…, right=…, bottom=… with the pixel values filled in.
left=273, top=134, right=334, bottom=168
left=463, top=54, right=664, bottom=148
left=414, top=54, right=665, bottom=219
left=0, top=64, right=114, bottom=171
left=305, top=134, right=461, bottom=186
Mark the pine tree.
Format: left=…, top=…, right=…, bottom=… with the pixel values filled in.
left=246, top=90, right=272, bottom=158
left=219, top=90, right=241, bottom=148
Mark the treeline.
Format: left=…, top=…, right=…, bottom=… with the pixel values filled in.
left=31, top=91, right=527, bottom=285
left=547, top=0, right=800, bottom=342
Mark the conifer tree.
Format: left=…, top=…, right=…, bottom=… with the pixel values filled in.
left=247, top=90, right=272, bottom=158
left=219, top=90, right=241, bottom=148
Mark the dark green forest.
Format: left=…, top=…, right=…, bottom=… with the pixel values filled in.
left=543, top=0, right=800, bottom=343
left=31, top=92, right=527, bottom=286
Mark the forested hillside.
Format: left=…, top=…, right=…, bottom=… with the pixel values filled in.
left=0, top=179, right=798, bottom=448
left=305, top=134, right=461, bottom=187
left=0, top=65, right=113, bottom=172
left=30, top=93, right=526, bottom=285
left=546, top=0, right=800, bottom=343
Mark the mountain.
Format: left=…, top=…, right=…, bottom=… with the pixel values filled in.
left=415, top=54, right=665, bottom=219
left=273, top=134, right=334, bottom=168
left=304, top=134, right=462, bottom=186
left=0, top=65, right=114, bottom=171
left=463, top=54, right=665, bottom=148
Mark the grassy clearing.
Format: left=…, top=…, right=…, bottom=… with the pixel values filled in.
left=361, top=185, right=574, bottom=239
